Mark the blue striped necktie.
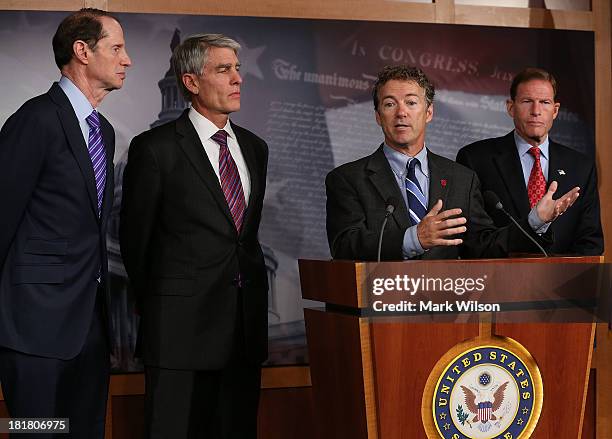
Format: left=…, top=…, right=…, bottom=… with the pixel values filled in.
left=405, top=158, right=427, bottom=225
left=85, top=110, right=107, bottom=216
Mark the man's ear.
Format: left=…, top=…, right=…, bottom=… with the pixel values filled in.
left=552, top=102, right=560, bottom=121
left=506, top=99, right=515, bottom=118
left=72, top=40, right=89, bottom=65
left=425, top=102, right=434, bottom=123
left=182, top=73, right=199, bottom=95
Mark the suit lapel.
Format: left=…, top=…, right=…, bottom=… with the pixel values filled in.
left=49, top=84, right=99, bottom=217
left=426, top=151, right=449, bottom=210
left=175, top=112, right=236, bottom=228
left=548, top=141, right=571, bottom=195
left=232, top=122, right=260, bottom=237
left=366, top=146, right=410, bottom=230
left=493, top=132, right=530, bottom=217
left=99, top=116, right=115, bottom=223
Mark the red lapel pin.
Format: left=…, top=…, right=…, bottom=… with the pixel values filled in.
left=441, top=179, right=447, bottom=187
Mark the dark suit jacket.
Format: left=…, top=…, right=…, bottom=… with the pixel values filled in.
left=120, top=110, right=268, bottom=370
left=456, top=131, right=603, bottom=256
left=326, top=146, right=546, bottom=261
left=0, top=83, right=115, bottom=360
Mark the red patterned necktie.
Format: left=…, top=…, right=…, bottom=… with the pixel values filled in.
left=211, top=130, right=246, bottom=232
left=527, top=146, right=546, bottom=208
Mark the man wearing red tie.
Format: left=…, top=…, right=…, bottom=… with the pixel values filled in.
left=120, top=34, right=269, bottom=439
left=457, top=68, right=603, bottom=255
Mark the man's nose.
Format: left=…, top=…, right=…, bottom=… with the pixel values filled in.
left=121, top=50, right=132, bottom=67
left=396, top=102, right=408, bottom=116
left=231, top=69, right=242, bottom=85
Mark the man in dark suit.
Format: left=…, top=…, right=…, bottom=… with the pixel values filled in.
left=0, top=8, right=131, bottom=438
left=327, top=65, right=579, bottom=261
left=120, top=34, right=268, bottom=439
left=457, top=67, right=603, bottom=256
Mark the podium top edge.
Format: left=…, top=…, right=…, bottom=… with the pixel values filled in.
left=298, top=256, right=603, bottom=266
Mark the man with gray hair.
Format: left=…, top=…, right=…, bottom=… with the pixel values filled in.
left=120, top=33, right=268, bottom=438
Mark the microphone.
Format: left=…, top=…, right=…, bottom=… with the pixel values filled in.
left=377, top=197, right=398, bottom=262
left=483, top=191, right=548, bottom=257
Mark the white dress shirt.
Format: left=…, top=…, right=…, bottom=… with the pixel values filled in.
left=188, top=107, right=251, bottom=203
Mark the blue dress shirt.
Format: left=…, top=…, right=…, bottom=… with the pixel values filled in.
left=383, top=144, right=428, bottom=258
left=58, top=76, right=95, bottom=144
left=513, top=132, right=550, bottom=233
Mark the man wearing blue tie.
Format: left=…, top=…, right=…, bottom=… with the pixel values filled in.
left=326, top=65, right=579, bottom=261
left=0, top=9, right=131, bottom=438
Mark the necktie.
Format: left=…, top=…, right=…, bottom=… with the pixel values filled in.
left=85, top=110, right=107, bottom=216
left=405, top=158, right=427, bottom=225
left=211, top=130, right=246, bottom=233
left=527, top=146, right=546, bottom=208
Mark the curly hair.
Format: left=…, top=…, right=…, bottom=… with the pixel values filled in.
left=372, top=65, right=435, bottom=111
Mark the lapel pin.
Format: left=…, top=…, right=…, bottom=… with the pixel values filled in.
left=557, top=169, right=566, bottom=175
left=440, top=179, right=447, bottom=187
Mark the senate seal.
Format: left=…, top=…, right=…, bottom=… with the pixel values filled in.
left=422, top=336, right=543, bottom=439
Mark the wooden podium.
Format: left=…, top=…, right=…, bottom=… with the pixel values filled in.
left=299, top=257, right=601, bottom=439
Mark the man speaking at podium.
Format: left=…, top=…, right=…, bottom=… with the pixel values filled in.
left=457, top=67, right=603, bottom=256
left=326, top=65, right=579, bottom=261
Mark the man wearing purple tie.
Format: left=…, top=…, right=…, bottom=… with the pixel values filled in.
left=0, top=8, right=131, bottom=438
left=120, top=34, right=269, bottom=439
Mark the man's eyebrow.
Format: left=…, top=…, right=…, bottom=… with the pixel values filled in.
left=215, top=63, right=238, bottom=69
left=382, top=93, right=420, bottom=99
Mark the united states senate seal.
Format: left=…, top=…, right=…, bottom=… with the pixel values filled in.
left=422, top=336, right=543, bottom=439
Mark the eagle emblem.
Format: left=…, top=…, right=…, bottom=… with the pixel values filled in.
left=460, top=381, right=508, bottom=431
left=426, top=344, right=542, bottom=439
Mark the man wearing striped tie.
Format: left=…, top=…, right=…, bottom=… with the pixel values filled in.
left=0, top=8, right=131, bottom=438
left=326, top=65, right=579, bottom=261
left=120, top=34, right=269, bottom=439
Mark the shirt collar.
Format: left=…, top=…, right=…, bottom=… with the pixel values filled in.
left=58, top=76, right=94, bottom=123
left=514, top=130, right=549, bottom=160
left=383, top=143, right=429, bottom=178
left=188, top=107, right=236, bottom=141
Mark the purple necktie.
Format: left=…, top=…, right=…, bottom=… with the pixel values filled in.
left=211, top=130, right=246, bottom=232
left=86, top=110, right=107, bottom=216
